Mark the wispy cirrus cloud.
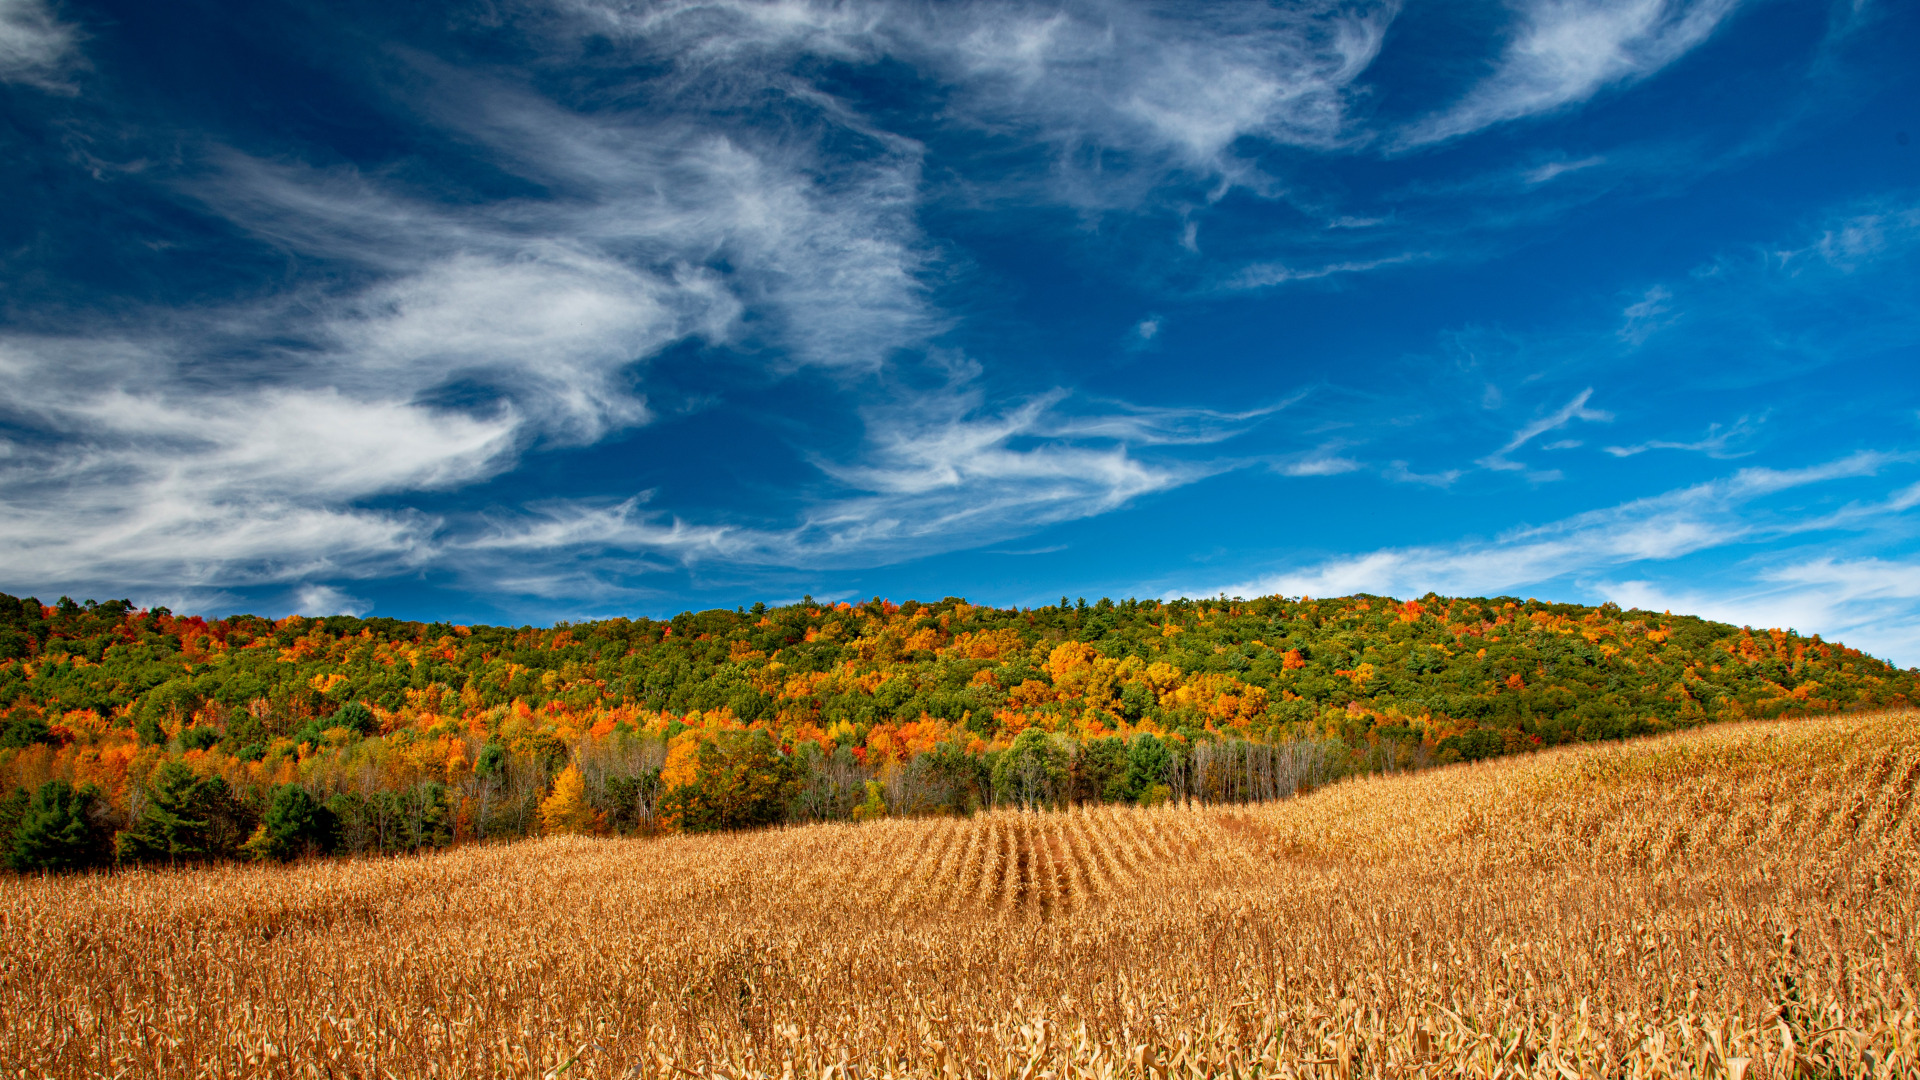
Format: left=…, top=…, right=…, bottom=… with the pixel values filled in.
left=1226, top=251, right=1425, bottom=291
left=1, top=0, right=1912, bottom=628
left=1195, top=452, right=1920, bottom=661
left=456, top=385, right=1259, bottom=588
left=1604, top=415, right=1760, bottom=458
left=7, top=2, right=1393, bottom=608
left=1477, top=387, right=1612, bottom=474
left=1403, top=0, right=1743, bottom=146
left=567, top=0, right=1399, bottom=192
left=0, top=0, right=75, bottom=89
left=0, top=38, right=945, bottom=594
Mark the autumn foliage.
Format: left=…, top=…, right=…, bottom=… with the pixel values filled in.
left=0, top=590, right=1912, bottom=868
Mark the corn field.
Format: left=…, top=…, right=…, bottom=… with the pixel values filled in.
left=2, top=711, right=1916, bottom=1079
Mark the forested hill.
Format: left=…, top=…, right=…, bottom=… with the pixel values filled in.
left=0, top=590, right=1912, bottom=868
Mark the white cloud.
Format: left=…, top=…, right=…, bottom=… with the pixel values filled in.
left=7, top=0, right=1901, bottom=616
left=1384, top=461, right=1463, bottom=487
left=1524, top=155, right=1606, bottom=184
left=1228, top=252, right=1422, bottom=290
left=1775, top=207, right=1920, bottom=274
left=455, top=387, right=1256, bottom=584
left=1404, top=0, right=1742, bottom=146
left=1601, top=558, right=1920, bottom=666
left=1604, top=415, right=1759, bottom=458
left=1205, top=449, right=1914, bottom=611
left=0, top=324, right=519, bottom=590
left=1478, top=387, right=1612, bottom=471
left=9, top=5, right=1373, bottom=604
left=294, top=585, right=373, bottom=618
left=569, top=0, right=1400, bottom=199
left=0, top=46, right=946, bottom=594
left=0, top=0, right=75, bottom=88
left=1617, top=284, right=1675, bottom=344
left=1280, top=455, right=1362, bottom=477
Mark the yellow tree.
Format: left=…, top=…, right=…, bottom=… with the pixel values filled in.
left=539, top=764, right=599, bottom=835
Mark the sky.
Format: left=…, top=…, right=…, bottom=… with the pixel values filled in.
left=1, top=0, right=1917, bottom=664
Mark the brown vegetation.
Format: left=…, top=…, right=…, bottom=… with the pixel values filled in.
left=3, top=711, right=1916, bottom=1078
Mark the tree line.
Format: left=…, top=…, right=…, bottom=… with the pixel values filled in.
left=0, top=589, right=1910, bottom=870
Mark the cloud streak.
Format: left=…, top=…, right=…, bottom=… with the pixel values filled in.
left=1404, top=0, right=1743, bottom=146
left=1208, top=451, right=1909, bottom=599
left=459, top=386, right=1255, bottom=586
left=1478, top=388, right=1612, bottom=473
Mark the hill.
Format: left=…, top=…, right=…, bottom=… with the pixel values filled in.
left=0, top=590, right=1913, bottom=867
left=3, top=711, right=1914, bottom=1077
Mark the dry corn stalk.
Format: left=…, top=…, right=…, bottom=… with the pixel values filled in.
left=1, top=711, right=1915, bottom=1078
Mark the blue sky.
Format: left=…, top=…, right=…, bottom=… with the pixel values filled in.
left=2, top=0, right=1918, bottom=662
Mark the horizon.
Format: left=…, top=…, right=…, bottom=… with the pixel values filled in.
left=2, top=0, right=1918, bottom=664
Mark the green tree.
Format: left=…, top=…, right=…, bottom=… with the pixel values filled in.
left=0, top=712, right=52, bottom=749
left=0, top=787, right=28, bottom=852
left=913, top=742, right=985, bottom=815
left=992, top=729, right=1070, bottom=808
left=116, top=762, right=247, bottom=863
left=663, top=730, right=798, bottom=832
left=241, top=784, right=334, bottom=861
left=1438, top=728, right=1504, bottom=763
left=9, top=781, right=108, bottom=872
left=333, top=701, right=378, bottom=736
left=1073, top=736, right=1129, bottom=803
left=1125, top=733, right=1170, bottom=802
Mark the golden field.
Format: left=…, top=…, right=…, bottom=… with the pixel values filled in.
left=2, top=712, right=1916, bottom=1079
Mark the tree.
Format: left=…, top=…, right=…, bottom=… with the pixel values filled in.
left=1437, top=728, right=1504, bottom=763
left=0, top=712, right=53, bottom=749
left=0, top=788, right=28, bottom=852
left=9, top=781, right=108, bottom=872
left=539, top=765, right=599, bottom=835
left=851, top=779, right=888, bottom=821
left=1125, top=733, right=1170, bottom=802
left=1073, top=736, right=1129, bottom=803
left=116, top=762, right=248, bottom=863
left=333, top=702, right=378, bottom=736
left=241, top=784, right=334, bottom=861
left=661, top=730, right=798, bottom=832
left=992, top=729, right=1069, bottom=809
left=913, top=742, right=984, bottom=815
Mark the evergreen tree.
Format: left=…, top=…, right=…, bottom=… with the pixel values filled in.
left=117, top=762, right=226, bottom=863
left=9, top=781, right=108, bottom=872
left=1125, top=733, right=1171, bottom=802
left=241, top=784, right=334, bottom=861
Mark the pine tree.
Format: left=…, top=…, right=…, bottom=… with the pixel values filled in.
left=241, top=784, right=333, bottom=861
left=9, top=781, right=107, bottom=872
left=116, top=761, right=228, bottom=863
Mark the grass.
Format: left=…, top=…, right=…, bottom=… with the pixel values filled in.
left=3, top=710, right=1916, bottom=1078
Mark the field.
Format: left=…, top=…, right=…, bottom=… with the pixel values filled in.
left=3, top=712, right=1916, bottom=1079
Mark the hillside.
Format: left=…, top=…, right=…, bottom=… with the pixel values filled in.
left=3, top=711, right=1914, bottom=1077
left=0, top=590, right=1914, bottom=867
